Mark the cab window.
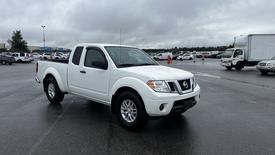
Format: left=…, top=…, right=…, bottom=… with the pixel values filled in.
left=84, top=48, right=108, bottom=69
left=233, top=50, right=243, bottom=58
left=72, top=47, right=83, bottom=65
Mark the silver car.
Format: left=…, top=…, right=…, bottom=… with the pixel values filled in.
left=256, top=56, right=275, bottom=75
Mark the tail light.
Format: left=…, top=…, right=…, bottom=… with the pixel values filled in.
left=36, top=62, right=38, bottom=73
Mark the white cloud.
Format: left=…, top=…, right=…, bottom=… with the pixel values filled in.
left=0, top=0, right=275, bottom=48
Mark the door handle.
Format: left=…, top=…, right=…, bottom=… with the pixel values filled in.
left=80, top=70, right=86, bottom=74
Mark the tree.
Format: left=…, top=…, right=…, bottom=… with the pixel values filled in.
left=7, top=30, right=29, bottom=52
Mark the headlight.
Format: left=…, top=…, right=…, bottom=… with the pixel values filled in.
left=192, top=77, right=197, bottom=89
left=266, top=63, right=273, bottom=66
left=147, top=80, right=170, bottom=93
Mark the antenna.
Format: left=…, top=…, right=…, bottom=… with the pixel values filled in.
left=119, top=28, right=122, bottom=46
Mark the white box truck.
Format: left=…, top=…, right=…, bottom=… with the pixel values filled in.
left=221, top=34, right=275, bottom=70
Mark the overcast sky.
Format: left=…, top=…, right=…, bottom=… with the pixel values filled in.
left=1, top=0, right=275, bottom=49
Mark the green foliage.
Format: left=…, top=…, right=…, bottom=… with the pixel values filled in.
left=7, top=30, right=29, bottom=52
left=143, top=44, right=234, bottom=54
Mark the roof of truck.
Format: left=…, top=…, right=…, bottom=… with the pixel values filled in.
left=74, top=43, right=138, bottom=48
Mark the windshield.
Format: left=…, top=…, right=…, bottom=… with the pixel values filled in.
left=271, top=56, right=275, bottom=60
left=222, top=49, right=234, bottom=58
left=104, top=46, right=158, bottom=68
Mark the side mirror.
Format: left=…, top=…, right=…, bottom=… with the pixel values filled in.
left=92, top=61, right=108, bottom=70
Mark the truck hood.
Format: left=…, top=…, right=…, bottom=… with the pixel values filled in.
left=259, top=60, right=275, bottom=64
left=118, top=65, right=193, bottom=80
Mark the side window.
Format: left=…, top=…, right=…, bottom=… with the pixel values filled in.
left=84, top=48, right=107, bottom=69
left=233, top=50, right=243, bottom=57
left=20, top=53, right=25, bottom=57
left=72, top=46, right=83, bottom=65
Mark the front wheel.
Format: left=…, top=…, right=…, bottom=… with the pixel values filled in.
left=1, top=61, right=6, bottom=65
left=226, top=66, right=232, bottom=70
left=116, top=92, right=148, bottom=130
left=260, top=71, right=268, bottom=75
left=45, top=77, right=64, bottom=104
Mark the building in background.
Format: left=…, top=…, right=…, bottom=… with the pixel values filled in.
left=0, top=43, right=5, bottom=49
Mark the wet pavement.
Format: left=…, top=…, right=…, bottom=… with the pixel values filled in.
left=0, top=60, right=275, bottom=155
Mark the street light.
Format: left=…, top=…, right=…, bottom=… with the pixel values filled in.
left=41, top=25, right=46, bottom=52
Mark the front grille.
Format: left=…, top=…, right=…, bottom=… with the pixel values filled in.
left=178, top=79, right=191, bottom=91
left=259, top=63, right=266, bottom=66
left=167, top=82, right=176, bottom=92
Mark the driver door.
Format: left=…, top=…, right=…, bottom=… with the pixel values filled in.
left=232, top=49, right=244, bottom=65
left=78, top=47, right=110, bottom=103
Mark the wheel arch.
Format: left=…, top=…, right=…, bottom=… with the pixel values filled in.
left=111, top=86, right=144, bottom=114
left=43, top=68, right=65, bottom=92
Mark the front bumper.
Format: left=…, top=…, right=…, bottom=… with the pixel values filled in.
left=221, top=62, right=231, bottom=67
left=256, top=65, right=275, bottom=72
left=143, top=85, right=200, bottom=117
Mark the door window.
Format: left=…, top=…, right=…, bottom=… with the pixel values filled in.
left=84, top=48, right=107, bottom=69
left=233, top=50, right=243, bottom=58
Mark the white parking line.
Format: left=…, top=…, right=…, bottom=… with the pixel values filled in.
left=194, top=72, right=221, bottom=79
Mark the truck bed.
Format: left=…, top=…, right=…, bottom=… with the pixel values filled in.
left=36, top=60, right=69, bottom=92
left=40, top=59, right=69, bottom=63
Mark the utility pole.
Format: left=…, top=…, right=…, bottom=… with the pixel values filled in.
left=41, top=25, right=46, bottom=52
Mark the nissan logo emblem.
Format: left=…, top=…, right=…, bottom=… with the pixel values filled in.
left=182, top=81, right=188, bottom=89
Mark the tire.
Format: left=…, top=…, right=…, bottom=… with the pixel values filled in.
left=9, top=62, right=12, bottom=65
left=226, top=66, right=232, bottom=70
left=235, top=66, right=243, bottom=71
left=116, top=91, right=148, bottom=130
left=45, top=77, right=64, bottom=104
left=260, top=71, right=268, bottom=75
left=235, top=62, right=244, bottom=71
left=17, top=59, right=23, bottom=63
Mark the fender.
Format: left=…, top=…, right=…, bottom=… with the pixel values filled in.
left=110, top=77, right=151, bottom=102
left=43, top=67, right=66, bottom=92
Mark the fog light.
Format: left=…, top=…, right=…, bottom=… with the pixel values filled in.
left=159, top=104, right=165, bottom=111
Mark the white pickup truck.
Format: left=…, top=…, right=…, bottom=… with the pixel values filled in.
left=35, top=43, right=200, bottom=130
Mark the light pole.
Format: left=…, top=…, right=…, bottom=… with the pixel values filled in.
left=41, top=25, right=46, bottom=52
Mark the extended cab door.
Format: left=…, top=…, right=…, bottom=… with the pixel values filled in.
left=68, top=46, right=110, bottom=103
left=232, top=49, right=244, bottom=65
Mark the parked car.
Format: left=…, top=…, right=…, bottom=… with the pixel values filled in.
left=177, top=54, right=194, bottom=60
left=41, top=53, right=52, bottom=60
left=256, top=56, right=275, bottom=75
left=51, top=52, right=67, bottom=60
left=153, top=52, right=173, bottom=60
left=11, top=52, right=32, bottom=63
left=32, top=53, right=42, bottom=59
left=0, top=54, right=16, bottom=65
left=35, top=43, right=200, bottom=130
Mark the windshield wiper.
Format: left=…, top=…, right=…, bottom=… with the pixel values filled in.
left=135, top=63, right=157, bottom=66
left=117, top=63, right=157, bottom=67
left=117, top=64, right=137, bottom=67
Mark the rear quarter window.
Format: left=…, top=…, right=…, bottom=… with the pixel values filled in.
left=72, top=47, right=84, bottom=65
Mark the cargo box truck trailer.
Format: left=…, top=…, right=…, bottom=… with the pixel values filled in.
left=221, top=34, right=275, bottom=70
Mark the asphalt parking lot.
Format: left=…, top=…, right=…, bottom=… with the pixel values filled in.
left=0, top=59, right=275, bottom=155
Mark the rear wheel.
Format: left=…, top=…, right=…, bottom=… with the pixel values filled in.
left=17, top=59, right=23, bottom=63
left=45, top=77, right=64, bottom=104
left=8, top=62, right=12, bottom=65
left=116, top=91, right=148, bottom=130
left=260, top=70, right=268, bottom=75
